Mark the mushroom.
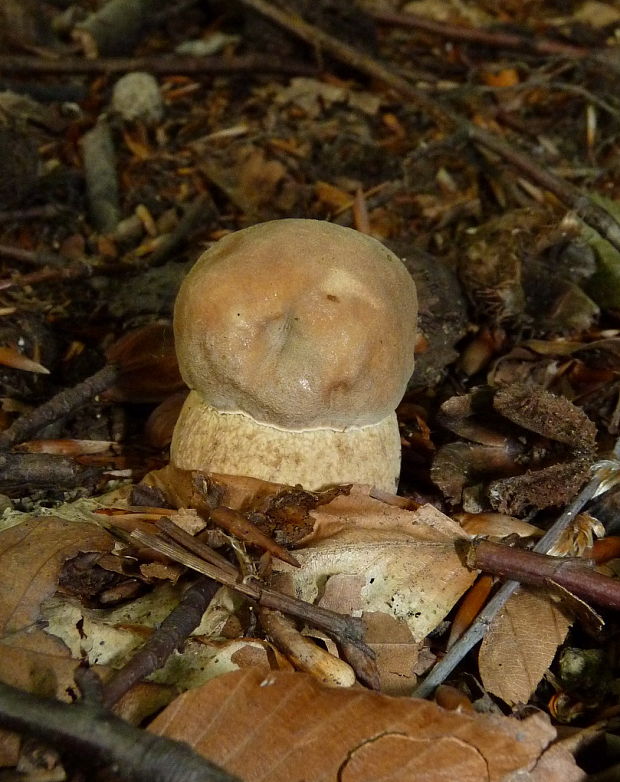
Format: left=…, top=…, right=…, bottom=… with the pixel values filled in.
left=171, top=218, right=417, bottom=491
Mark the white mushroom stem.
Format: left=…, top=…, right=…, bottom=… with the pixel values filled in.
left=170, top=390, right=401, bottom=492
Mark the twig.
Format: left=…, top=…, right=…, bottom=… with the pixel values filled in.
left=0, top=363, right=120, bottom=451
left=0, top=260, right=126, bottom=291
left=0, top=243, right=67, bottom=267
left=103, top=576, right=219, bottom=707
left=155, top=516, right=238, bottom=576
left=0, top=452, right=102, bottom=492
left=466, top=539, right=620, bottom=610
left=370, top=9, right=589, bottom=58
left=127, top=527, right=377, bottom=683
left=0, top=677, right=239, bottom=782
left=0, top=54, right=317, bottom=76
left=237, top=0, right=620, bottom=253
left=413, top=468, right=609, bottom=697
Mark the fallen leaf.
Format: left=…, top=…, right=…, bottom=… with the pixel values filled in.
left=273, top=489, right=476, bottom=642
left=0, top=345, right=49, bottom=374
left=150, top=668, right=584, bottom=782
left=41, top=580, right=288, bottom=690
left=0, top=517, right=113, bottom=639
left=479, top=588, right=572, bottom=705
left=455, top=511, right=541, bottom=538
left=104, top=322, right=184, bottom=403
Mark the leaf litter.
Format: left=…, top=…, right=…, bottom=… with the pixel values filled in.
left=1, top=0, right=620, bottom=778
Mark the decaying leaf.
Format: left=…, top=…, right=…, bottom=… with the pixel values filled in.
left=456, top=511, right=542, bottom=539
left=362, top=611, right=422, bottom=695
left=200, top=144, right=301, bottom=219
left=40, top=578, right=290, bottom=692
left=0, top=517, right=113, bottom=642
left=272, top=488, right=476, bottom=642
left=479, top=588, right=572, bottom=706
left=275, top=77, right=381, bottom=117
left=142, top=463, right=285, bottom=513
left=150, top=667, right=584, bottom=782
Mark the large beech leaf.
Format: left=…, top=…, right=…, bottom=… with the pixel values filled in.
left=273, top=491, right=477, bottom=641
left=150, top=668, right=584, bottom=782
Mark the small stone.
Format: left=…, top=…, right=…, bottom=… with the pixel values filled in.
left=111, top=72, right=163, bottom=126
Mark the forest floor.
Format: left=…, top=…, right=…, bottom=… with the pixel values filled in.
left=0, top=1, right=620, bottom=780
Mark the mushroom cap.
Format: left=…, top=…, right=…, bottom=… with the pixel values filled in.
left=174, top=219, right=417, bottom=430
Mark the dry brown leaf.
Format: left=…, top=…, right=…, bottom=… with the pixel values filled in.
left=200, top=144, right=300, bottom=218
left=0, top=345, right=49, bottom=374
left=0, top=644, right=92, bottom=700
left=479, top=588, right=572, bottom=705
left=0, top=642, right=175, bottom=767
left=0, top=517, right=113, bottom=639
left=362, top=612, right=421, bottom=695
left=150, top=667, right=584, bottom=782
left=456, top=512, right=542, bottom=539
left=273, top=490, right=476, bottom=641
left=104, top=322, right=184, bottom=403
left=0, top=729, right=19, bottom=768
left=142, top=463, right=285, bottom=513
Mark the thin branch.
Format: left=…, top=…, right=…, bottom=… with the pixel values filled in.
left=103, top=576, right=219, bottom=707
left=0, top=452, right=102, bottom=492
left=370, top=9, right=589, bottom=58
left=0, top=678, right=239, bottom=782
left=0, top=363, right=120, bottom=451
left=0, top=54, right=317, bottom=76
left=0, top=260, right=126, bottom=291
left=127, top=527, right=377, bottom=684
left=0, top=205, right=64, bottom=225
left=0, top=243, right=67, bottom=267
left=466, top=539, right=620, bottom=610
left=237, top=0, right=620, bottom=252
left=143, top=192, right=216, bottom=268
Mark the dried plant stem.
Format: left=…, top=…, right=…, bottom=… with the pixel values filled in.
left=144, top=192, right=216, bottom=268
left=237, top=0, right=620, bottom=252
left=0, top=205, right=62, bottom=224
left=370, top=9, right=588, bottom=58
left=413, top=471, right=605, bottom=698
left=0, top=243, right=66, bottom=267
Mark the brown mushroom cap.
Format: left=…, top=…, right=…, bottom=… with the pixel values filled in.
left=174, top=219, right=417, bottom=431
